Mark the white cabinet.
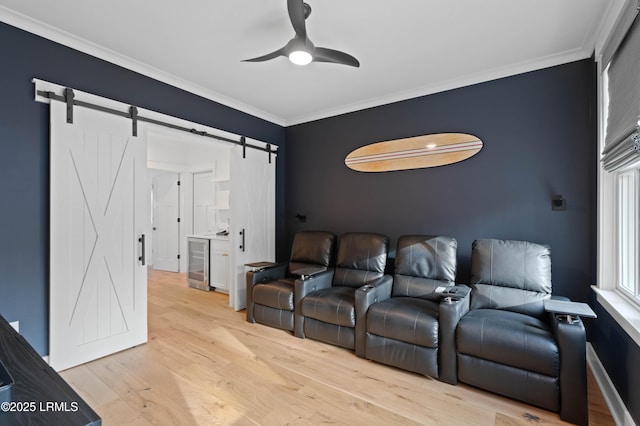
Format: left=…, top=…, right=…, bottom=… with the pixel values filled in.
left=193, top=171, right=230, bottom=236
left=209, top=239, right=230, bottom=292
left=187, top=236, right=230, bottom=293
left=192, top=171, right=214, bottom=235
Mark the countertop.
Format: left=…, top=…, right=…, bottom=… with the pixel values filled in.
left=187, top=234, right=230, bottom=241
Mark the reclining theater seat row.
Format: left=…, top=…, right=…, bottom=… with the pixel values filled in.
left=245, top=234, right=591, bottom=425
left=457, top=239, right=589, bottom=425
left=296, top=232, right=391, bottom=357
left=364, top=234, right=465, bottom=384
left=246, top=231, right=336, bottom=332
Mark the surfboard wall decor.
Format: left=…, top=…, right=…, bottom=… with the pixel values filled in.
left=345, top=133, right=483, bottom=172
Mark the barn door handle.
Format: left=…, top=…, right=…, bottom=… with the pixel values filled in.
left=239, top=229, right=245, bottom=252
left=138, top=234, right=146, bottom=265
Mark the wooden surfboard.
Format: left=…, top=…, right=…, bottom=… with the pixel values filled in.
left=345, top=133, right=483, bottom=172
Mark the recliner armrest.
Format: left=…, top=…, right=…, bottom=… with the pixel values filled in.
left=438, top=285, right=470, bottom=385
left=545, top=299, right=597, bottom=320
left=434, top=284, right=471, bottom=300
left=294, top=269, right=334, bottom=297
left=290, top=265, right=328, bottom=279
left=247, top=263, right=288, bottom=287
left=354, top=275, right=393, bottom=358
left=550, top=309, right=589, bottom=426
left=245, top=263, right=287, bottom=323
left=354, top=275, right=393, bottom=308
left=293, top=269, right=335, bottom=338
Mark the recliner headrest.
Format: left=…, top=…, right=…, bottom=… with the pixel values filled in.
left=335, top=232, right=389, bottom=273
left=395, top=235, right=457, bottom=282
left=471, top=239, right=551, bottom=294
left=290, top=231, right=336, bottom=268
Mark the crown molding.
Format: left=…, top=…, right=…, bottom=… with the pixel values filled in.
left=0, top=5, right=601, bottom=129
left=593, top=0, right=632, bottom=61
left=285, top=47, right=593, bottom=126
left=0, top=6, right=287, bottom=127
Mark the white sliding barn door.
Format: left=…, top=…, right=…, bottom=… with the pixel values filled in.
left=50, top=101, right=147, bottom=371
left=230, top=144, right=275, bottom=311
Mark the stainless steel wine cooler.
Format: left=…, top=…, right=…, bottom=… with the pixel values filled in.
left=187, top=237, right=210, bottom=291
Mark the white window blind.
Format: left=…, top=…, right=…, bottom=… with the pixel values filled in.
left=602, top=0, right=640, bottom=67
left=602, top=13, right=640, bottom=172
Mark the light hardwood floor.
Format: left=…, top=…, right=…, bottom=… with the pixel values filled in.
left=61, top=269, right=615, bottom=425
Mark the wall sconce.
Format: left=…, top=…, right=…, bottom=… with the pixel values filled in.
left=295, top=213, right=307, bottom=223
left=552, top=195, right=566, bottom=211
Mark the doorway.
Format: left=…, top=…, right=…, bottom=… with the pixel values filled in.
left=146, top=128, right=233, bottom=276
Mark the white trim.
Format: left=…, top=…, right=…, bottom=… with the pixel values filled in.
left=32, top=78, right=278, bottom=152
left=147, top=161, right=188, bottom=173
left=598, top=57, right=615, bottom=294
left=593, top=286, right=640, bottom=348
left=593, top=0, right=630, bottom=62
left=3, top=4, right=602, bottom=127
left=285, top=47, right=592, bottom=125
left=587, top=343, right=636, bottom=426
left=0, top=6, right=286, bottom=126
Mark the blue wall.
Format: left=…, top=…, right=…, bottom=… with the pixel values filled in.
left=285, top=58, right=640, bottom=423
left=590, top=295, right=640, bottom=423
left=0, top=21, right=286, bottom=355
left=1, top=18, right=637, bottom=423
left=285, top=59, right=597, bottom=301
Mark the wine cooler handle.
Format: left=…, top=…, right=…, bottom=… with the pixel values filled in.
left=204, top=243, right=208, bottom=284
left=138, top=234, right=146, bottom=265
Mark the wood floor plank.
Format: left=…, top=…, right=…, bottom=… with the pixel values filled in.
left=60, top=269, right=616, bottom=425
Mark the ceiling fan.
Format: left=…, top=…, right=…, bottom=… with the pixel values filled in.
left=242, top=0, right=360, bottom=68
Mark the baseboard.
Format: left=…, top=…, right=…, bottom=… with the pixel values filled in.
left=587, top=343, right=636, bottom=425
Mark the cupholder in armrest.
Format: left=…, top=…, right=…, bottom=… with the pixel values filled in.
left=291, top=265, right=327, bottom=279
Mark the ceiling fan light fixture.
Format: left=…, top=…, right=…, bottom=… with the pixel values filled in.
left=243, top=0, right=358, bottom=68
left=289, top=50, right=313, bottom=65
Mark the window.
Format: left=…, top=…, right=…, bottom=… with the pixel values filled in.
left=601, top=67, right=640, bottom=306
left=595, top=0, right=640, bottom=346
left=617, top=169, right=639, bottom=302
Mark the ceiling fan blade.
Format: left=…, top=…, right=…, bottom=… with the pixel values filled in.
left=314, top=47, right=360, bottom=68
left=242, top=47, right=287, bottom=62
left=287, top=0, right=307, bottom=38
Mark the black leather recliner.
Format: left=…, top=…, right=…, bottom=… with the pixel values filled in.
left=246, top=231, right=336, bottom=332
left=295, top=232, right=390, bottom=356
left=364, top=235, right=468, bottom=384
left=456, top=239, right=589, bottom=425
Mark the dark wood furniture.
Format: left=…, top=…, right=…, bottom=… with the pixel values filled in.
left=0, top=314, right=101, bottom=425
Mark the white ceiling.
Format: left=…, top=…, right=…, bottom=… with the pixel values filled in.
left=0, top=0, right=619, bottom=126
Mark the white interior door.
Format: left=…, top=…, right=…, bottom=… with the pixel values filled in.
left=230, top=144, right=276, bottom=311
left=50, top=101, right=147, bottom=371
left=152, top=172, right=180, bottom=272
